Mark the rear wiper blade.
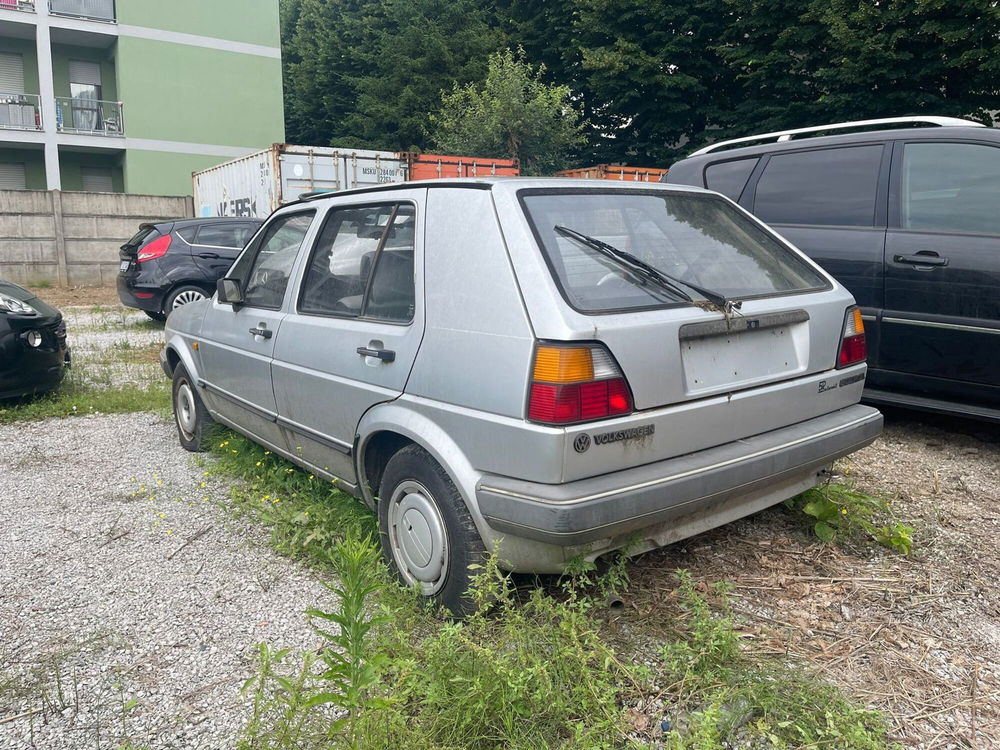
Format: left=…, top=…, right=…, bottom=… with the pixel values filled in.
left=553, top=225, right=737, bottom=311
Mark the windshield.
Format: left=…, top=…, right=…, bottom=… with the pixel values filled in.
left=521, top=190, right=828, bottom=313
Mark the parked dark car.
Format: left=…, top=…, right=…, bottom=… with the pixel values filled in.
left=0, top=280, right=70, bottom=400
left=117, top=218, right=263, bottom=321
left=664, top=116, right=1000, bottom=422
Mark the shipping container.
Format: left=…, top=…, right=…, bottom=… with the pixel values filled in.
left=404, top=152, right=520, bottom=180
left=555, top=165, right=669, bottom=182
left=193, top=144, right=409, bottom=218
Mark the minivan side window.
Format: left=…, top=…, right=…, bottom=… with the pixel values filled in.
left=901, top=142, right=1000, bottom=235
left=704, top=158, right=759, bottom=201
left=299, top=203, right=415, bottom=323
left=753, top=145, right=882, bottom=227
left=232, top=212, right=315, bottom=309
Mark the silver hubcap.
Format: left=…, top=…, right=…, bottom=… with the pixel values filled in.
left=387, top=480, right=448, bottom=594
left=171, top=289, right=206, bottom=309
left=176, top=381, right=196, bottom=439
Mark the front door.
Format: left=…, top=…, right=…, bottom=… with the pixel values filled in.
left=883, top=140, right=1000, bottom=405
left=197, top=210, right=317, bottom=449
left=271, top=193, right=424, bottom=487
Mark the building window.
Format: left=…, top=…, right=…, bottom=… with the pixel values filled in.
left=0, top=163, right=28, bottom=190
left=69, top=60, right=103, bottom=131
left=0, top=52, right=25, bottom=94
left=81, top=166, right=114, bottom=192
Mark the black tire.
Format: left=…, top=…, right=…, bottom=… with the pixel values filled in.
left=144, top=310, right=167, bottom=322
left=165, top=285, right=210, bottom=314
left=378, top=444, right=487, bottom=616
left=172, top=364, right=214, bottom=452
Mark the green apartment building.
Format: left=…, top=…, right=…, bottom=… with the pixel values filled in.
left=0, top=0, right=284, bottom=195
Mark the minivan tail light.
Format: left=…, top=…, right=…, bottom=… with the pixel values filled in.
left=528, top=344, right=633, bottom=424
left=837, top=307, right=867, bottom=368
left=137, top=234, right=171, bottom=262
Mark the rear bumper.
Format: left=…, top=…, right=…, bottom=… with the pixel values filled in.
left=477, top=404, right=882, bottom=546
left=117, top=272, right=165, bottom=313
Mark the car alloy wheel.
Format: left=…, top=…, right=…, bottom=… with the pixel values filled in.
left=170, top=288, right=207, bottom=309
left=386, top=479, right=449, bottom=595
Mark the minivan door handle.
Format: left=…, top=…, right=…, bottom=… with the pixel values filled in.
left=893, top=252, right=949, bottom=267
left=357, top=345, right=395, bottom=363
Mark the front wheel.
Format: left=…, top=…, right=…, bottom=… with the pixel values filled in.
left=172, top=364, right=214, bottom=452
left=378, top=445, right=487, bottom=616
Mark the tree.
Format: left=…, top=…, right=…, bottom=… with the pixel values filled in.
left=429, top=49, right=586, bottom=174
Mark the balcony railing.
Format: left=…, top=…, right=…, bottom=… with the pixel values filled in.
left=55, top=96, right=123, bottom=136
left=48, top=0, right=114, bottom=22
left=0, top=93, right=42, bottom=130
left=0, top=0, right=36, bottom=13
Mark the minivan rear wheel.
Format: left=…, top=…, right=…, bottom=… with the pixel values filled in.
left=378, top=445, right=486, bottom=616
left=172, top=364, right=213, bottom=452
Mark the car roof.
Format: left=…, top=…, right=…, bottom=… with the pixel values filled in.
left=674, top=125, right=1000, bottom=166
left=284, top=177, right=711, bottom=209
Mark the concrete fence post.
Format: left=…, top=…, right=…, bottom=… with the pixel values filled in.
left=51, top=190, right=69, bottom=287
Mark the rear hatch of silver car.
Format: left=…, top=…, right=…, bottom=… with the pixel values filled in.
left=512, top=186, right=865, bottom=480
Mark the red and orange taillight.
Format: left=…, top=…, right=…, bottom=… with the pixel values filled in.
left=137, top=234, right=171, bottom=262
left=837, top=307, right=867, bottom=368
left=528, top=343, right=633, bottom=425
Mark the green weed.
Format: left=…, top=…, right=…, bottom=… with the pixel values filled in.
left=786, top=482, right=914, bottom=554
left=0, top=380, right=169, bottom=424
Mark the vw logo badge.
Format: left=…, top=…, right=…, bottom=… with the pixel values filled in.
left=573, top=434, right=591, bottom=453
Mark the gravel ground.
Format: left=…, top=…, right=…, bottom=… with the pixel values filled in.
left=0, top=413, right=335, bottom=749
left=63, top=307, right=164, bottom=390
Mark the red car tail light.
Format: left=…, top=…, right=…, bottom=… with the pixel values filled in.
left=528, top=343, right=633, bottom=425
left=837, top=307, right=867, bottom=368
left=137, top=234, right=171, bottom=262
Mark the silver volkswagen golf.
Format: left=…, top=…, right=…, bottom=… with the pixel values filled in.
left=162, top=179, right=882, bottom=613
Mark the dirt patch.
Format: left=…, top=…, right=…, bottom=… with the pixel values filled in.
left=618, top=408, right=1000, bottom=748
left=26, top=284, right=121, bottom=309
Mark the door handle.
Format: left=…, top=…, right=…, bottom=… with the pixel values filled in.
left=357, top=346, right=395, bottom=363
left=893, top=253, right=949, bottom=267
left=197, top=252, right=221, bottom=260
left=249, top=326, right=272, bottom=339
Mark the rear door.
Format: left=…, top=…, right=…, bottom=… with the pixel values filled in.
left=271, top=192, right=424, bottom=485
left=882, top=139, right=1000, bottom=402
left=188, top=222, right=261, bottom=278
left=197, top=210, right=317, bottom=450
left=746, top=144, right=889, bottom=347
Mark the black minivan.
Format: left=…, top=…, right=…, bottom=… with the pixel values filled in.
left=665, top=116, right=1000, bottom=422
left=118, top=218, right=263, bottom=321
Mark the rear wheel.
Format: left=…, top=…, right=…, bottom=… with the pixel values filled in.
left=165, top=285, right=209, bottom=313
left=172, top=364, right=213, bottom=451
left=378, top=445, right=486, bottom=616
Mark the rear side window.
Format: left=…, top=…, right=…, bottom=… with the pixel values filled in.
left=299, top=203, right=415, bottom=323
left=704, top=158, right=758, bottom=201
left=195, top=222, right=257, bottom=248
left=521, top=190, right=827, bottom=313
left=753, top=145, right=882, bottom=227
left=901, top=142, right=1000, bottom=235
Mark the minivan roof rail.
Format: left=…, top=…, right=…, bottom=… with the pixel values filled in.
left=689, top=116, right=985, bottom=156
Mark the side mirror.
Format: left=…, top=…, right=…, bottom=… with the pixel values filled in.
left=217, top=277, right=243, bottom=306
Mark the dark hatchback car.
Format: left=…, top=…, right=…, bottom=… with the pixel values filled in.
left=0, top=280, right=69, bottom=399
left=665, top=116, right=1000, bottom=422
left=118, top=218, right=263, bottom=321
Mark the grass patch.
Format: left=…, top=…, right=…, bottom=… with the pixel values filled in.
left=785, top=482, right=914, bottom=554
left=0, top=380, right=170, bottom=424
left=205, top=430, right=894, bottom=749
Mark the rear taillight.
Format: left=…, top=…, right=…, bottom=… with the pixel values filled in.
left=837, top=307, right=867, bottom=368
left=137, top=234, right=171, bottom=262
left=528, top=343, right=633, bottom=424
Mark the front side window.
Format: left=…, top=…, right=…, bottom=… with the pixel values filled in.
left=521, top=190, right=827, bottom=313
left=299, top=203, right=415, bottom=322
left=235, top=212, right=315, bottom=309
left=753, top=145, right=882, bottom=227
left=901, top=142, right=1000, bottom=235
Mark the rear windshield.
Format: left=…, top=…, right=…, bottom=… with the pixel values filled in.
left=520, top=190, right=828, bottom=313
left=124, top=225, right=160, bottom=248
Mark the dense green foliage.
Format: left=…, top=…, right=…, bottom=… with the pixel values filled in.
left=281, top=0, right=1000, bottom=168
left=430, top=49, right=585, bottom=174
